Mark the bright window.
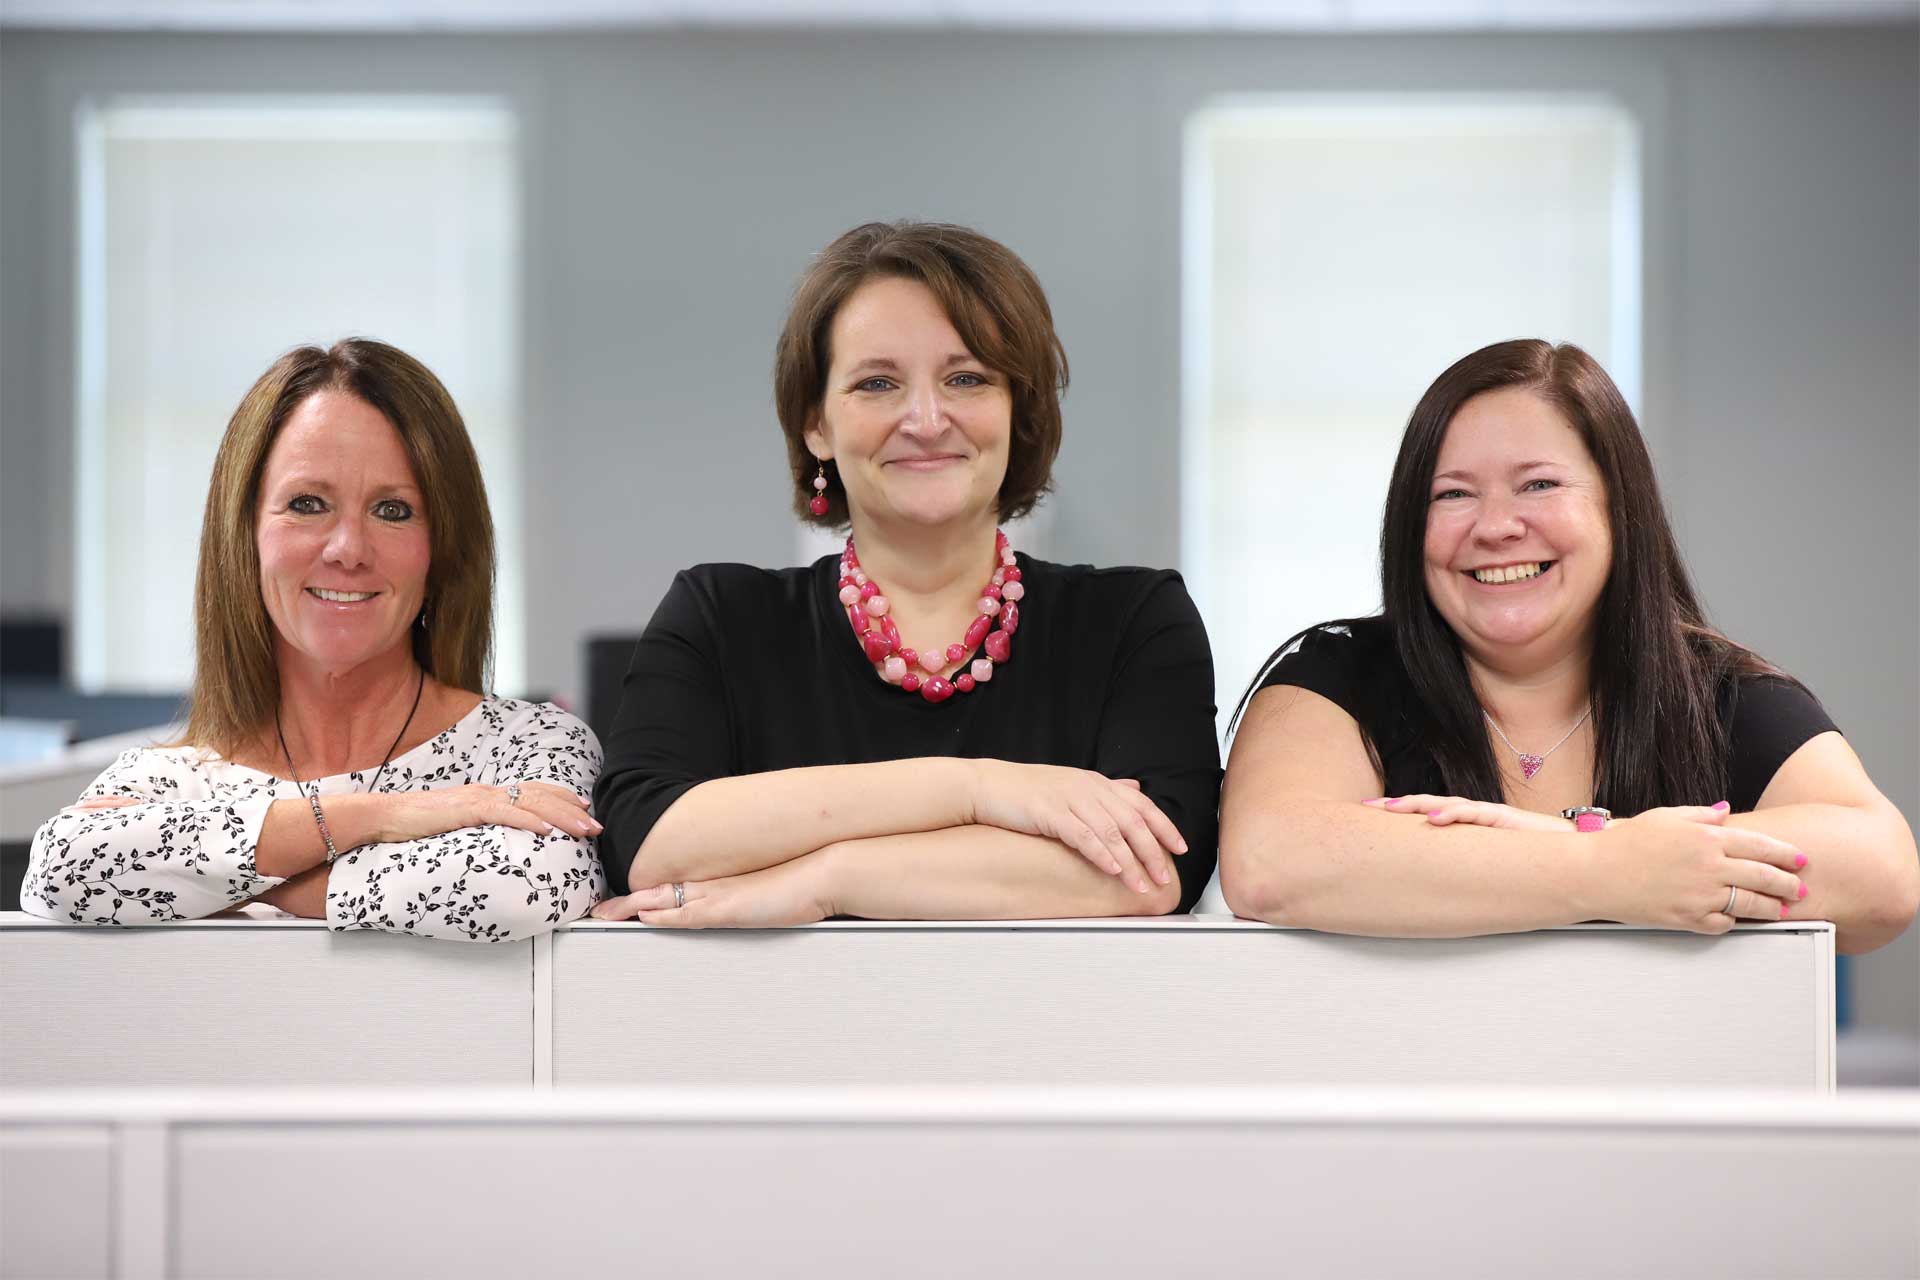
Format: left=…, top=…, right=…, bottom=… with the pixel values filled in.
left=75, top=97, right=521, bottom=694
left=1184, top=96, right=1640, bottom=736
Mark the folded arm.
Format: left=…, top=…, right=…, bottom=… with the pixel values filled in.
left=1729, top=732, right=1919, bottom=954
left=1219, top=685, right=1808, bottom=938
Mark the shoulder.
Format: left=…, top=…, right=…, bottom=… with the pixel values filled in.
left=77, top=741, right=250, bottom=799
left=1021, top=558, right=1200, bottom=625
left=470, top=695, right=598, bottom=748
left=1719, top=669, right=1837, bottom=744
left=653, top=561, right=823, bottom=626
left=1263, top=617, right=1396, bottom=687
left=1716, top=668, right=1839, bottom=810
left=1241, top=617, right=1406, bottom=738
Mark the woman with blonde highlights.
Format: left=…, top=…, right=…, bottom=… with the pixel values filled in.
left=25, top=339, right=604, bottom=940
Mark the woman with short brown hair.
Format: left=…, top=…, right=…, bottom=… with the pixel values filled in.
left=25, top=338, right=605, bottom=940
left=592, top=221, right=1219, bottom=926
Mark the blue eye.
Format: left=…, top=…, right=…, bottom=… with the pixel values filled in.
left=373, top=500, right=414, bottom=522
left=1432, top=488, right=1470, bottom=502
left=854, top=377, right=896, bottom=393
left=1523, top=478, right=1560, bottom=493
left=288, top=494, right=325, bottom=515
left=949, top=371, right=987, bottom=387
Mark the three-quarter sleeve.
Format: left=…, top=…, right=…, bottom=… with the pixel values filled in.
left=1091, top=574, right=1223, bottom=912
left=325, top=701, right=608, bottom=942
left=23, top=747, right=283, bottom=924
left=593, top=570, right=737, bottom=895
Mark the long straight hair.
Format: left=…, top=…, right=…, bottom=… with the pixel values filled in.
left=1237, top=339, right=1773, bottom=812
left=184, top=339, right=495, bottom=757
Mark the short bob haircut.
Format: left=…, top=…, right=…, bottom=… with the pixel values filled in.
left=184, top=338, right=496, bottom=757
left=773, top=220, right=1068, bottom=527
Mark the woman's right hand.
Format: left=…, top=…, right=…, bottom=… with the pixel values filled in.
left=966, top=760, right=1187, bottom=895
left=365, top=781, right=602, bottom=846
left=1592, top=805, right=1807, bottom=932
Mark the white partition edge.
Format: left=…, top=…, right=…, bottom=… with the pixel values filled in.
left=531, top=931, right=553, bottom=1087
left=2, top=913, right=1838, bottom=1093
left=8, top=1086, right=1906, bottom=1280
left=0, top=912, right=1838, bottom=934
left=5, top=1085, right=1910, bottom=1129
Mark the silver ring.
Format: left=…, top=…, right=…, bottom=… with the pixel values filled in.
left=505, top=781, right=522, bottom=807
left=1725, top=885, right=1739, bottom=916
left=671, top=882, right=686, bottom=908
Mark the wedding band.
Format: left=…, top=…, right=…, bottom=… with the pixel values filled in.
left=671, top=882, right=686, bottom=908
left=505, top=782, right=522, bottom=807
left=1725, top=885, right=1739, bottom=916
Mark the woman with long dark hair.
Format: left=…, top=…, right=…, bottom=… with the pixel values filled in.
left=1218, top=339, right=1916, bottom=954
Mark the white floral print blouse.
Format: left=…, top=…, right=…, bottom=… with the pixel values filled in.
left=23, top=696, right=606, bottom=942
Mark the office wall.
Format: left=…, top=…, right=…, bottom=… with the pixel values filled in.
left=1, top=24, right=1914, bottom=1030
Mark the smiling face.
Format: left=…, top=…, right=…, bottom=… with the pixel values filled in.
left=803, top=275, right=1013, bottom=532
left=255, top=389, right=430, bottom=678
left=1423, top=385, right=1613, bottom=669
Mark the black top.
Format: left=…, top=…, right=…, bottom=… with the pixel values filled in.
left=1254, top=619, right=1838, bottom=813
left=595, top=555, right=1222, bottom=911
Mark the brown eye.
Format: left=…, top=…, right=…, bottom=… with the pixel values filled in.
left=373, top=500, right=414, bottom=522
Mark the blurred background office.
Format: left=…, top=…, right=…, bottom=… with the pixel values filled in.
left=0, top=0, right=1913, bottom=1079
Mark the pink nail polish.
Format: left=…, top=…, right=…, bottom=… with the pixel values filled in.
left=1798, top=883, right=1808, bottom=900
left=1780, top=903, right=1790, bottom=919
left=1794, top=853, right=1808, bottom=868
left=1712, top=801, right=1730, bottom=812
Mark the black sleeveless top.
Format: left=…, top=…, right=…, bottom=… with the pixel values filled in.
left=1253, top=619, right=1837, bottom=813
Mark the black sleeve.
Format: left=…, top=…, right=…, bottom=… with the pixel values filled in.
left=592, top=571, right=735, bottom=895
left=1726, top=676, right=1841, bottom=813
left=1253, top=626, right=1372, bottom=727
left=1091, top=574, right=1222, bottom=913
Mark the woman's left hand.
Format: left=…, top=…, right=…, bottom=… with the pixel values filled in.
left=589, top=854, right=834, bottom=929
left=1365, top=794, right=1572, bottom=833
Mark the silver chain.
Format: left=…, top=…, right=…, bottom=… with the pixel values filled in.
left=1483, top=705, right=1592, bottom=772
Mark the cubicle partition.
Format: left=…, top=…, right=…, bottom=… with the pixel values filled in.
left=2, top=1087, right=1914, bottom=1279
left=3, top=913, right=1836, bottom=1090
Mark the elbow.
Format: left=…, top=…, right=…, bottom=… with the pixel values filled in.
left=1129, top=875, right=1183, bottom=918
left=20, top=823, right=87, bottom=921
left=1857, top=858, right=1920, bottom=954
left=1218, top=820, right=1312, bottom=926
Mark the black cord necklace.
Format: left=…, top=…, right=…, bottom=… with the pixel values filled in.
left=276, top=665, right=427, bottom=799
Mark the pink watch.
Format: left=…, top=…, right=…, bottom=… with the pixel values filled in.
left=1563, top=806, right=1611, bottom=833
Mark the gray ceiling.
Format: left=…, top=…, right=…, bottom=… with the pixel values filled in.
left=3, top=0, right=1916, bottom=30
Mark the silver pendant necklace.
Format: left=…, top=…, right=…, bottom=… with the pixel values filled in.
left=1484, top=705, right=1591, bottom=781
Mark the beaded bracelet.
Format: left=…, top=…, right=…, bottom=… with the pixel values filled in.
left=305, top=789, right=339, bottom=864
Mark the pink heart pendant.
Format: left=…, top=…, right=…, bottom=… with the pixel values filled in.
left=1519, top=754, right=1545, bottom=780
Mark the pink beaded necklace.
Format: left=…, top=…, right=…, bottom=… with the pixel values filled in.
left=839, top=529, right=1024, bottom=704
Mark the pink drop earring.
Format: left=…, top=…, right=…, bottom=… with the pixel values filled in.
left=808, top=460, right=830, bottom=517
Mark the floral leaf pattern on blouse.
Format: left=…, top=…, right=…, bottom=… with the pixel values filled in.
left=23, top=697, right=606, bottom=943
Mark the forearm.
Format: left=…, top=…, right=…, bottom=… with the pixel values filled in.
left=251, top=864, right=330, bottom=918
left=821, top=825, right=1181, bottom=921
left=254, top=794, right=390, bottom=878
left=1729, top=802, right=1920, bottom=953
left=629, top=758, right=979, bottom=884
left=25, top=798, right=282, bottom=923
left=1221, top=800, right=1595, bottom=937
left=325, top=826, right=605, bottom=941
